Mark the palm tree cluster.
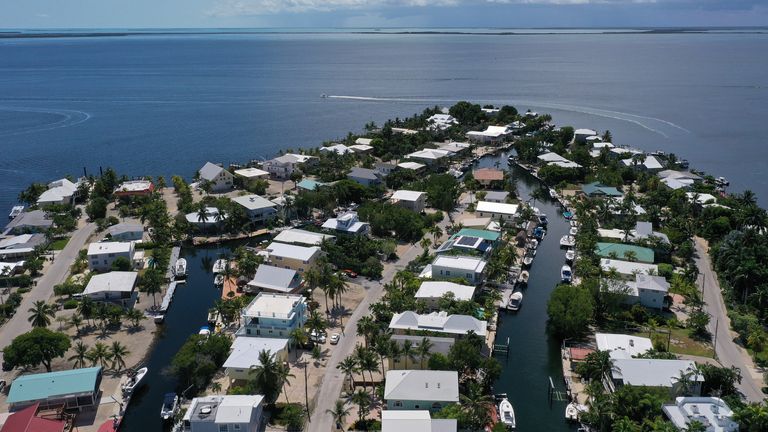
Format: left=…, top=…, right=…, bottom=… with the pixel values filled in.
left=247, top=349, right=295, bottom=405
left=304, top=257, right=348, bottom=313
left=68, top=340, right=131, bottom=371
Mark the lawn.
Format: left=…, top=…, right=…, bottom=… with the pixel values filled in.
left=626, top=327, right=715, bottom=358
left=49, top=237, right=70, bottom=250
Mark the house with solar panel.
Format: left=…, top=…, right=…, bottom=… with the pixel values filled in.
left=435, top=228, right=500, bottom=258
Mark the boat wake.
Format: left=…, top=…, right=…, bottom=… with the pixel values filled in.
left=0, top=106, right=91, bottom=137
left=327, top=95, right=450, bottom=103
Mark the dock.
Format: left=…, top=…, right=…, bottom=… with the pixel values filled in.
left=159, top=281, right=177, bottom=313
left=191, top=229, right=270, bottom=246
left=165, top=246, right=180, bottom=280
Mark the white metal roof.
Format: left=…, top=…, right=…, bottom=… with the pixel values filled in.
left=87, top=241, right=133, bottom=256
left=415, top=281, right=475, bottom=301
left=612, top=359, right=703, bottom=387
left=595, top=333, right=653, bottom=358
left=662, top=397, right=738, bottom=432
left=381, top=411, right=458, bottom=432
left=83, top=271, right=138, bottom=295
left=397, top=162, right=426, bottom=170
left=37, top=179, right=77, bottom=204
left=432, top=255, right=487, bottom=273
left=185, top=395, right=264, bottom=424
left=537, top=152, right=569, bottom=163
left=199, top=162, right=226, bottom=181
left=384, top=370, right=459, bottom=402
left=115, top=180, right=153, bottom=193
left=273, top=228, right=334, bottom=246
left=389, top=311, right=487, bottom=336
left=575, top=128, right=597, bottom=136
left=234, top=167, right=270, bottom=178
left=600, top=258, right=658, bottom=276
left=266, top=242, right=320, bottom=261
left=320, top=144, right=352, bottom=155
left=247, top=265, right=300, bottom=293
left=392, top=190, right=426, bottom=202
left=244, top=292, right=305, bottom=318
left=476, top=201, right=519, bottom=216
left=232, top=194, right=276, bottom=211
left=223, top=337, right=289, bottom=370
left=406, top=149, right=452, bottom=160
left=355, top=138, right=373, bottom=146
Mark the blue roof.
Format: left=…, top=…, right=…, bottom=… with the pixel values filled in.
left=582, top=182, right=623, bottom=197
left=453, top=228, right=500, bottom=242
left=297, top=179, right=322, bottom=191
left=7, top=367, right=102, bottom=404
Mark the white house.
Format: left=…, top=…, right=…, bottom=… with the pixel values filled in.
left=234, top=167, right=270, bottom=180
left=272, top=229, right=334, bottom=246
left=82, top=271, right=138, bottom=308
left=483, top=191, right=509, bottom=203
left=198, top=162, right=234, bottom=192
left=415, top=281, right=476, bottom=310
left=37, top=179, right=78, bottom=206
left=466, top=125, right=513, bottom=143
left=427, top=114, right=458, bottom=130
left=106, top=222, right=144, bottom=242
left=391, top=190, right=427, bottom=213
left=237, top=293, right=307, bottom=338
left=397, top=161, right=427, bottom=172
left=0, top=233, right=46, bottom=260
left=662, top=397, right=738, bottom=432
left=389, top=311, right=487, bottom=338
left=610, top=359, right=703, bottom=396
left=322, top=211, right=369, bottom=235
left=185, top=207, right=226, bottom=229
left=355, top=137, right=373, bottom=146
left=264, top=242, right=321, bottom=273
left=381, top=411, right=457, bottom=432
left=223, top=337, right=289, bottom=381
left=320, top=143, right=353, bottom=155
left=430, top=255, right=487, bottom=285
left=384, top=370, right=459, bottom=412
left=246, top=265, right=302, bottom=294
left=475, top=201, right=519, bottom=222
left=595, top=333, right=653, bottom=359
left=405, top=149, right=452, bottom=165
left=232, top=195, right=277, bottom=224
left=349, top=144, right=374, bottom=154
left=263, top=154, right=316, bottom=179
left=87, top=241, right=135, bottom=272
left=182, top=395, right=264, bottom=432
left=574, top=128, right=598, bottom=143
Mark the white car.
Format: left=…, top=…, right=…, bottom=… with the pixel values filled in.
left=329, top=333, right=341, bottom=345
left=309, top=330, right=326, bottom=344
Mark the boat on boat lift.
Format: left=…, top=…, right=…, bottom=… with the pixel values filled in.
left=560, top=235, right=576, bottom=248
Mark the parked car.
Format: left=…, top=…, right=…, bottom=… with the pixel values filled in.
left=329, top=333, right=341, bottom=345
left=341, top=269, right=358, bottom=278
left=309, top=330, right=326, bottom=344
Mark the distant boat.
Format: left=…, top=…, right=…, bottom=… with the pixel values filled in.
left=212, top=259, right=227, bottom=274
left=538, top=214, right=548, bottom=226
left=561, top=265, right=573, bottom=283
left=173, top=258, right=187, bottom=279
left=527, top=239, right=538, bottom=250
left=507, top=292, right=523, bottom=312
left=518, top=270, right=529, bottom=286
left=320, top=93, right=328, bottom=98
left=199, top=326, right=211, bottom=336
left=160, top=393, right=179, bottom=421
left=565, top=249, right=576, bottom=262
left=214, top=274, right=225, bottom=287
left=549, top=188, right=558, bottom=199
left=569, top=227, right=578, bottom=236
left=559, top=235, right=576, bottom=248
left=8, top=205, right=23, bottom=220
left=121, top=367, right=148, bottom=396
left=565, top=402, right=588, bottom=422
left=533, top=227, right=545, bottom=240
left=522, top=256, right=534, bottom=267
left=562, top=211, right=574, bottom=220
left=715, top=176, right=730, bottom=186
left=498, top=397, right=517, bottom=428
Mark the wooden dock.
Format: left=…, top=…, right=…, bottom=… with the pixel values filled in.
left=159, top=281, right=177, bottom=313
left=165, top=246, right=180, bottom=280
left=191, top=229, right=270, bottom=246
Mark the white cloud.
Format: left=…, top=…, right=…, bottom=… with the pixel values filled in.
left=208, top=0, right=460, bottom=16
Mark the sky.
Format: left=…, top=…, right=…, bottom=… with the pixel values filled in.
left=1, top=0, right=767, bottom=29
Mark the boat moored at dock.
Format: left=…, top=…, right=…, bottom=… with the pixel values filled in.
left=561, top=265, right=573, bottom=283
left=559, top=235, right=575, bottom=248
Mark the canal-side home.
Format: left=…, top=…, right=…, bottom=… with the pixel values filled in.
left=466, top=125, right=513, bottom=143
left=595, top=333, right=653, bottom=359
left=237, top=292, right=307, bottom=338
left=7, top=367, right=102, bottom=411
left=472, top=168, right=504, bottom=187
left=609, top=359, right=703, bottom=396
left=429, top=255, right=487, bottom=285
left=483, top=191, right=509, bottom=203
left=232, top=194, right=277, bottom=224
left=245, top=265, right=302, bottom=294
left=600, top=259, right=658, bottom=279
left=106, top=221, right=144, bottom=241
left=223, top=337, right=290, bottom=381
left=82, top=271, right=139, bottom=308
left=182, top=395, right=265, bottom=432
left=390, top=190, right=427, bottom=213
left=0, top=233, right=46, bottom=260
left=264, top=242, right=321, bottom=273
left=321, top=211, right=370, bottom=236
left=582, top=182, right=623, bottom=198
left=263, top=153, right=316, bottom=179
left=87, top=241, right=135, bottom=272
left=347, top=167, right=382, bottom=187
left=389, top=311, right=487, bottom=339
left=272, top=229, right=334, bottom=247
left=414, top=281, right=476, bottom=310
left=475, top=201, right=519, bottom=222
left=198, top=162, right=234, bottom=193
left=381, top=411, right=457, bottom=432
left=603, top=274, right=670, bottom=311
left=185, top=207, right=226, bottom=230
left=114, top=180, right=154, bottom=197
left=37, top=179, right=78, bottom=206
left=384, top=370, right=459, bottom=412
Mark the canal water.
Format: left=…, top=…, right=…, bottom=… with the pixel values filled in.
left=478, top=153, right=577, bottom=432
left=120, top=244, right=230, bottom=432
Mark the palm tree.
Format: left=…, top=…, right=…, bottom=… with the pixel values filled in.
left=357, top=348, right=378, bottom=389
left=326, top=399, right=351, bottom=431
left=460, top=381, right=494, bottom=430
left=305, top=310, right=328, bottom=338
left=210, top=382, right=222, bottom=395
left=88, top=342, right=113, bottom=368
left=77, top=296, right=95, bottom=325
left=110, top=341, right=130, bottom=371
left=196, top=202, right=209, bottom=232
left=69, top=341, right=90, bottom=368
left=27, top=300, right=55, bottom=328
left=417, top=337, right=433, bottom=369
left=337, top=355, right=359, bottom=392
left=430, top=225, right=443, bottom=243
left=372, top=335, right=392, bottom=378
left=288, top=327, right=309, bottom=352
left=419, top=237, right=432, bottom=254
left=69, top=313, right=83, bottom=335
left=249, top=350, right=283, bottom=404
left=401, top=339, right=417, bottom=369
left=356, top=315, right=378, bottom=348
left=276, top=361, right=296, bottom=403
left=125, top=308, right=145, bottom=328
left=351, top=389, right=372, bottom=423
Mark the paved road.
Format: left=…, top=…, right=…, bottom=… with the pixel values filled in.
left=695, top=237, right=765, bottom=402
left=309, top=216, right=454, bottom=431
left=0, top=223, right=96, bottom=362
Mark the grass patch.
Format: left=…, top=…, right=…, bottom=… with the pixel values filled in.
left=626, top=327, right=714, bottom=358
left=49, top=238, right=70, bottom=250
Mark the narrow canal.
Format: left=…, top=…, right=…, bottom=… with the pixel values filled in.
left=478, top=153, right=577, bottom=431
left=120, top=244, right=229, bottom=432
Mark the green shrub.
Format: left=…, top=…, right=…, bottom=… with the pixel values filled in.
left=63, top=299, right=79, bottom=309
left=657, top=263, right=674, bottom=279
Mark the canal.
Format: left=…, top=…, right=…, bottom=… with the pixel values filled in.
left=120, top=244, right=230, bottom=432
left=478, top=153, right=577, bottom=432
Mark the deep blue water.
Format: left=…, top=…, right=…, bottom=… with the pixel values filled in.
left=1, top=32, right=767, bottom=213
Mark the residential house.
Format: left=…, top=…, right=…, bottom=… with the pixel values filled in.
left=375, top=162, right=397, bottom=177
left=106, top=221, right=144, bottom=241
left=0, top=403, right=67, bottom=432
left=82, top=271, right=138, bottom=308
left=415, top=281, right=476, bottom=310
left=595, top=333, right=653, bottom=359
left=114, top=180, right=154, bottom=197
left=4, top=210, right=54, bottom=235
left=391, top=190, right=427, bottom=213
left=436, top=141, right=471, bottom=156
left=426, top=114, right=458, bottom=130
left=475, top=201, right=519, bottom=222
left=472, top=168, right=504, bottom=187
left=347, top=167, right=381, bottom=187
left=574, top=129, right=598, bottom=144
left=355, top=137, right=373, bottom=146
left=582, top=182, right=623, bottom=198
left=389, top=335, right=454, bottom=370
left=246, top=265, right=302, bottom=294
left=232, top=195, right=277, bottom=224
left=263, top=154, right=316, bottom=179
left=272, top=229, right=334, bottom=247
left=233, top=167, right=270, bottom=181
left=37, top=179, right=78, bottom=206
left=87, top=241, right=135, bottom=272
left=466, top=125, right=513, bottom=143
left=320, top=143, right=353, bottom=155
left=389, top=311, right=487, bottom=338
left=404, top=149, right=452, bottom=165
left=662, top=397, right=738, bottom=432
left=349, top=144, right=374, bottom=154
left=430, top=255, right=487, bottom=285
left=397, top=161, right=427, bottom=172
left=381, top=411, right=457, bottom=432
left=600, top=259, right=658, bottom=279
left=609, top=147, right=643, bottom=158
left=264, top=242, right=321, bottom=273
left=0, top=233, right=46, bottom=260
left=237, top=292, right=307, bottom=338
left=483, top=191, right=509, bottom=203
left=658, top=170, right=701, bottom=190
left=198, top=162, right=234, bottom=193
left=595, top=243, right=655, bottom=263
left=182, top=395, right=264, bottom=432
left=7, top=367, right=102, bottom=410
left=296, top=179, right=324, bottom=192
left=435, top=231, right=497, bottom=257
left=609, top=358, right=703, bottom=396
left=322, top=211, right=370, bottom=235
left=223, top=337, right=289, bottom=381
left=384, top=370, right=459, bottom=412
left=622, top=155, right=664, bottom=172
left=0, top=261, right=25, bottom=276
left=538, top=152, right=582, bottom=169
left=185, top=207, right=226, bottom=229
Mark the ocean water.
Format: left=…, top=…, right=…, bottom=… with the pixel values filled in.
left=0, top=31, right=767, bottom=214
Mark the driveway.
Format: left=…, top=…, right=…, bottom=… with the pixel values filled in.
left=695, top=237, right=765, bottom=402
left=0, top=222, right=96, bottom=363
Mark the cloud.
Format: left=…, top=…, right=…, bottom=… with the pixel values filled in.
left=208, top=0, right=459, bottom=16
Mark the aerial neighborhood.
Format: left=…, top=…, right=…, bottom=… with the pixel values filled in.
left=0, top=101, right=766, bottom=432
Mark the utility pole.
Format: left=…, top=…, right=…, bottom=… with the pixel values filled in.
left=304, top=361, right=310, bottom=422
left=713, top=319, right=719, bottom=360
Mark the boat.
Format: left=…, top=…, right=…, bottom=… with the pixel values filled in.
left=532, top=227, right=545, bottom=240
left=498, top=397, right=517, bottom=428
left=549, top=188, right=558, bottom=199
left=214, top=274, right=225, bottom=286
left=212, top=259, right=227, bottom=274
left=527, top=239, right=538, bottom=250
left=569, top=227, right=578, bottom=236
left=8, top=205, right=23, bottom=220
left=507, top=292, right=523, bottom=312
left=518, top=271, right=529, bottom=286
left=320, top=93, right=328, bottom=98
left=561, top=265, right=573, bottom=283
left=559, top=235, right=576, bottom=247
left=199, top=326, right=211, bottom=336
left=565, top=249, right=576, bottom=262
left=522, top=256, right=534, bottom=267
left=538, top=214, right=548, bottom=226
left=715, top=176, right=730, bottom=186
left=160, top=393, right=179, bottom=421
left=562, top=211, right=574, bottom=220
left=565, top=402, right=588, bottom=422
left=173, top=258, right=187, bottom=279
left=570, top=220, right=579, bottom=228
left=121, top=367, right=148, bottom=396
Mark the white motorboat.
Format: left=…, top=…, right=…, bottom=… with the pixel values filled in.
left=561, top=265, right=573, bottom=283
left=498, top=397, right=517, bottom=428
left=160, top=393, right=179, bottom=420
left=527, top=239, right=539, bottom=250
left=518, top=270, right=529, bottom=285
left=212, top=259, right=228, bottom=274
left=565, top=249, right=576, bottom=262
left=8, top=205, right=23, bottom=220
left=214, top=274, right=225, bottom=286
left=715, top=176, right=730, bottom=186
left=522, top=256, right=534, bottom=267
left=121, top=367, right=148, bottom=396
left=174, top=258, right=187, bottom=279
left=570, top=220, right=578, bottom=228
left=565, top=402, right=588, bottom=422
left=569, top=227, right=578, bottom=236
left=507, top=292, right=523, bottom=312
left=560, top=235, right=576, bottom=247
left=549, top=188, right=558, bottom=199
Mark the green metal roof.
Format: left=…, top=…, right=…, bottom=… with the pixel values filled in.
left=453, top=228, right=500, bottom=242
left=582, top=182, right=623, bottom=197
left=7, top=367, right=102, bottom=404
left=595, top=243, right=655, bottom=263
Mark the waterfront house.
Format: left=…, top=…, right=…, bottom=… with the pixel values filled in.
left=322, top=211, right=370, bottom=235
left=237, top=292, right=307, bottom=338
left=232, top=194, right=277, bottom=224
left=0, top=403, right=67, bottom=432
left=185, top=207, right=226, bottom=229
left=538, top=152, right=582, bottom=169
left=475, top=201, right=519, bottom=222
left=415, top=281, right=476, bottom=310
left=459, top=217, right=493, bottom=229
left=347, top=167, right=382, bottom=187
left=273, top=228, right=334, bottom=247
left=483, top=191, right=509, bottom=203
left=392, top=127, right=419, bottom=135
left=7, top=367, right=102, bottom=411
left=609, top=359, right=703, bottom=396
left=106, top=221, right=144, bottom=241
left=114, top=179, right=154, bottom=197
left=466, top=125, right=513, bottom=143
left=634, top=221, right=671, bottom=244
left=595, top=242, right=655, bottom=263
left=384, top=370, right=459, bottom=412
left=582, top=182, right=623, bottom=198
left=595, top=333, right=653, bottom=359
left=381, top=411, right=457, bottom=432
left=429, top=255, right=487, bottom=285
left=37, top=179, right=78, bottom=206
left=349, top=144, right=374, bottom=154
left=609, top=147, right=643, bottom=158
left=389, top=334, right=455, bottom=370
left=87, top=241, right=135, bottom=272
left=603, top=274, right=670, bottom=311
left=375, top=162, right=397, bottom=177
left=182, top=395, right=264, bottom=432
left=436, top=141, right=471, bottom=155
left=600, top=259, right=658, bottom=279
left=404, top=149, right=452, bottom=165
left=389, top=311, right=487, bottom=338
left=574, top=129, right=598, bottom=143
left=0, top=233, right=46, bottom=260
left=198, top=162, right=234, bottom=193
left=296, top=179, right=324, bottom=193
left=223, top=337, right=289, bottom=381
left=263, top=153, right=316, bottom=179
left=622, top=155, right=664, bottom=172
left=320, top=143, right=353, bottom=155
left=264, top=242, right=321, bottom=273
left=435, top=229, right=498, bottom=257
left=4, top=210, right=54, bottom=235
left=427, top=113, right=458, bottom=130
left=472, top=168, right=504, bottom=187
left=391, top=190, right=427, bottom=213
left=662, top=397, right=738, bottom=432
left=246, top=265, right=302, bottom=294
left=355, top=137, right=373, bottom=146
left=82, top=271, right=138, bottom=308
left=234, top=167, right=270, bottom=181
left=658, top=170, right=701, bottom=190
left=396, top=161, right=427, bottom=172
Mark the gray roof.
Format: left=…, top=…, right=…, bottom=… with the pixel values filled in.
left=247, top=265, right=301, bottom=293
left=636, top=274, right=670, bottom=293
left=348, top=167, right=380, bottom=181
left=4, top=210, right=53, bottom=232
left=107, top=222, right=143, bottom=236
left=612, top=359, right=703, bottom=387
left=384, top=370, right=459, bottom=402
left=483, top=191, right=509, bottom=201
left=199, top=162, right=225, bottom=181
